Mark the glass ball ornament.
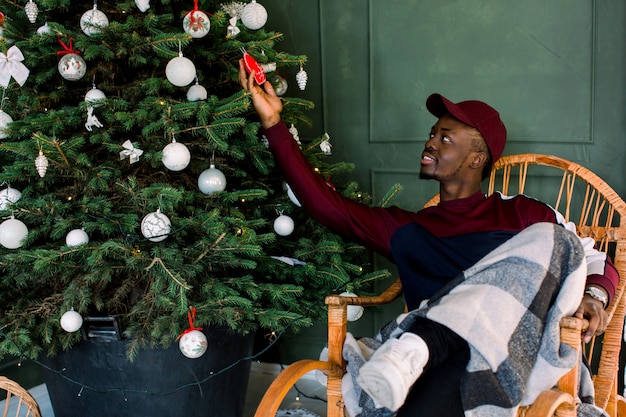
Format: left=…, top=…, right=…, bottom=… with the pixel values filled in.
left=339, top=292, right=365, bottom=322
left=141, top=209, right=171, bottom=242
left=241, top=0, right=268, bottom=30
left=37, top=22, right=52, bottom=35
left=135, top=0, right=150, bottom=12
left=0, top=110, right=14, bottom=139
left=198, top=164, right=227, bottom=195
left=0, top=186, right=21, bottom=210
left=165, top=54, right=196, bottom=87
left=162, top=141, right=191, bottom=171
left=85, top=87, right=106, bottom=104
left=179, top=330, right=208, bottom=359
left=183, top=10, right=211, bottom=39
left=187, top=83, right=208, bottom=102
left=58, top=53, right=87, bottom=81
left=80, top=5, right=109, bottom=36
left=273, top=214, right=294, bottom=236
left=66, top=228, right=89, bottom=247
left=269, top=73, right=288, bottom=96
left=60, top=309, right=83, bottom=333
left=0, top=217, right=28, bottom=249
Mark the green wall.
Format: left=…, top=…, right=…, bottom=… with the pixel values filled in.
left=266, top=0, right=626, bottom=363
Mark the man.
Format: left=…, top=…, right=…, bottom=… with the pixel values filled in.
left=239, top=62, right=618, bottom=415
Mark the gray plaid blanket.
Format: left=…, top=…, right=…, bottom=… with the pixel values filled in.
left=338, top=222, right=609, bottom=417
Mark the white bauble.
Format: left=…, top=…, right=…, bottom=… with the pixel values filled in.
left=0, top=217, right=28, bottom=249
left=241, top=0, right=267, bottom=30
left=60, top=310, right=83, bottom=333
left=0, top=110, right=14, bottom=139
left=0, top=186, right=21, bottom=210
left=37, top=22, right=52, bottom=35
left=66, top=229, right=89, bottom=247
left=141, top=209, right=171, bottom=242
left=58, top=53, right=87, bottom=81
left=85, top=87, right=106, bottom=104
left=285, top=183, right=301, bottom=207
left=183, top=10, right=211, bottom=39
left=187, top=83, right=208, bottom=101
left=273, top=214, right=294, bottom=236
left=179, top=330, right=208, bottom=359
left=165, top=55, right=196, bottom=87
left=80, top=5, right=109, bottom=36
left=198, top=164, right=227, bottom=195
left=339, top=292, right=365, bottom=322
left=135, top=0, right=150, bottom=12
left=162, top=141, right=191, bottom=171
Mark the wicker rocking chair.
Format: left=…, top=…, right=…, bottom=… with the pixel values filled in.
left=0, top=376, right=42, bottom=417
left=254, top=154, right=626, bottom=417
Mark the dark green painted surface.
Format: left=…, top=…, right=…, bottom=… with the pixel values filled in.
left=266, top=0, right=626, bottom=363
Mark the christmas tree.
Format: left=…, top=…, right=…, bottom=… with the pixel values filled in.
left=0, top=0, right=390, bottom=360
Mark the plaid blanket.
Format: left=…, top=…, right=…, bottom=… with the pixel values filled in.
left=338, top=223, right=609, bottom=417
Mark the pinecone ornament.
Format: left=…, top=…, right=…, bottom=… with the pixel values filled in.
left=35, top=150, right=48, bottom=177
left=296, top=64, right=308, bottom=91
left=25, top=0, right=39, bottom=23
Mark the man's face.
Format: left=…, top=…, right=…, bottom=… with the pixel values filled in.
left=419, top=114, right=479, bottom=182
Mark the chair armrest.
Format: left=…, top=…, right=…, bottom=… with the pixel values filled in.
left=253, top=359, right=342, bottom=417
left=325, top=277, right=404, bottom=307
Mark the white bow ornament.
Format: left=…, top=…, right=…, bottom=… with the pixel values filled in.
left=119, top=140, right=143, bottom=164
left=0, top=45, right=30, bottom=88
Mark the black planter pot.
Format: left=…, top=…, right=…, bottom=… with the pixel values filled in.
left=41, top=324, right=254, bottom=417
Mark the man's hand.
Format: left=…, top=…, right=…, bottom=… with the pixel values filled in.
left=574, top=295, right=608, bottom=343
left=238, top=59, right=282, bottom=129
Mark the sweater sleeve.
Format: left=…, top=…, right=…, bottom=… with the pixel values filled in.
left=263, top=121, right=411, bottom=258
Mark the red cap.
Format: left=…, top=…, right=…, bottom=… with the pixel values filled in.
left=426, top=93, right=507, bottom=162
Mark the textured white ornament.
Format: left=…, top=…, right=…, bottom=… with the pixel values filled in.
left=165, top=54, right=196, bottom=87
left=66, top=228, right=89, bottom=247
left=241, top=0, right=267, bottom=30
left=187, top=83, right=208, bottom=101
left=273, top=214, right=294, bottom=236
left=141, top=209, right=171, bottom=242
left=135, top=0, right=150, bottom=12
left=0, top=217, right=28, bottom=249
left=296, top=66, right=308, bottom=90
left=58, top=53, right=87, bottom=81
left=320, top=133, right=332, bottom=155
left=0, top=186, right=22, bottom=210
left=183, top=10, right=211, bottom=38
left=60, top=310, right=83, bottom=333
left=179, top=330, right=208, bottom=359
left=162, top=140, right=191, bottom=171
left=198, top=164, right=227, bottom=195
left=37, top=22, right=52, bottom=35
left=339, top=292, right=365, bottom=322
left=80, top=4, right=109, bottom=36
left=25, top=0, right=39, bottom=23
left=285, top=183, right=301, bottom=207
left=0, top=110, right=14, bottom=139
left=35, top=150, right=49, bottom=177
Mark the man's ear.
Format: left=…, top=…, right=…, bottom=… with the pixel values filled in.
left=470, top=152, right=489, bottom=170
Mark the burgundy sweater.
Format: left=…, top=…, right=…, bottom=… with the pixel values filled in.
left=264, top=121, right=619, bottom=310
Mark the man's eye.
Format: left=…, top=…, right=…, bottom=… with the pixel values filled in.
left=442, top=136, right=451, bottom=143
left=429, top=133, right=435, bottom=138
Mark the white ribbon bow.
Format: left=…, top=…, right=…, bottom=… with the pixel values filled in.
left=119, top=140, right=143, bottom=164
left=0, top=46, right=30, bottom=88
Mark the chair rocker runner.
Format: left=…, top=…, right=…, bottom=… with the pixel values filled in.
left=254, top=153, right=626, bottom=417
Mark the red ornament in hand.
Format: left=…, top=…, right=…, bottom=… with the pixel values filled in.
left=242, top=49, right=266, bottom=85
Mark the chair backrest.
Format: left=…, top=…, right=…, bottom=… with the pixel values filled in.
left=0, top=377, right=42, bottom=417
left=425, top=153, right=626, bottom=413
